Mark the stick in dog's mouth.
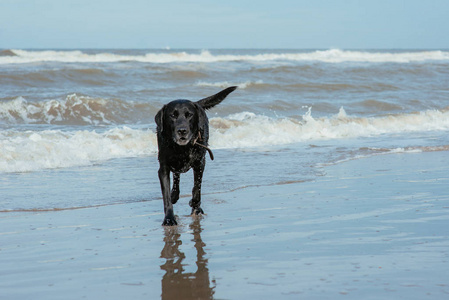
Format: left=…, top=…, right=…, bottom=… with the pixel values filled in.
left=193, top=131, right=214, bottom=160
left=193, top=141, right=214, bottom=161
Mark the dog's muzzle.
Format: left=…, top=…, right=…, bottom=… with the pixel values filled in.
left=174, top=127, right=192, bottom=146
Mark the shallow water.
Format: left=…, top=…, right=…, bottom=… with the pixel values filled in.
left=1, top=49, right=449, bottom=200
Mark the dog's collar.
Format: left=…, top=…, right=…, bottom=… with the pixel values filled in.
left=193, top=132, right=214, bottom=161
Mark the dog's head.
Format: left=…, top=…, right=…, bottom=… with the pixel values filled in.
left=155, top=86, right=237, bottom=146
left=156, top=100, right=203, bottom=146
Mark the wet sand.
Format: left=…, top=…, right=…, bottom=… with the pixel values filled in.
left=1, top=151, right=449, bottom=299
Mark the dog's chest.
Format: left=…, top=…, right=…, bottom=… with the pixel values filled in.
left=165, top=148, right=201, bottom=173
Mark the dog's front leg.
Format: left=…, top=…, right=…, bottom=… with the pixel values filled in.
left=159, top=166, right=177, bottom=226
left=190, top=161, right=205, bottom=215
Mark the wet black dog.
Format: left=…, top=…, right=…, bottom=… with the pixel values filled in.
left=155, top=86, right=237, bottom=226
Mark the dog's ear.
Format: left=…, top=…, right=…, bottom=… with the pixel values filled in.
left=155, top=105, right=166, bottom=133
left=196, top=86, right=237, bottom=110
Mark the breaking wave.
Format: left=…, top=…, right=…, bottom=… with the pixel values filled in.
left=2, top=49, right=449, bottom=64
left=1, top=107, right=448, bottom=173
left=0, top=127, right=157, bottom=173
left=0, top=95, right=156, bottom=125
left=196, top=80, right=266, bottom=89
left=208, top=108, right=449, bottom=149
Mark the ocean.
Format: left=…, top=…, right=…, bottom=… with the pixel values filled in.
left=1, top=49, right=449, bottom=299
left=1, top=48, right=448, bottom=211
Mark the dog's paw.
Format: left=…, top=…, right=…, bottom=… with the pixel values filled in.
left=191, top=207, right=204, bottom=215
left=162, top=216, right=178, bottom=226
left=162, top=209, right=177, bottom=226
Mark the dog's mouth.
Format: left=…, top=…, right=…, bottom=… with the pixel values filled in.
left=174, top=135, right=192, bottom=146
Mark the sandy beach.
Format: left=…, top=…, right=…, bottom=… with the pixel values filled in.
left=1, top=150, right=448, bottom=299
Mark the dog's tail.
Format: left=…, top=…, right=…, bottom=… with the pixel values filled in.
left=196, top=86, right=237, bottom=110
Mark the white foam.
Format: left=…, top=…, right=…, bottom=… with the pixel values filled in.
left=2, top=49, right=449, bottom=64
left=0, top=95, right=139, bottom=125
left=319, top=147, right=426, bottom=166
left=209, top=108, right=449, bottom=149
left=2, top=108, right=448, bottom=173
left=196, top=80, right=264, bottom=89
left=0, top=127, right=157, bottom=173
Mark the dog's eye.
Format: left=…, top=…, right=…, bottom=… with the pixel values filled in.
left=170, top=111, right=179, bottom=119
left=185, top=112, right=192, bottom=118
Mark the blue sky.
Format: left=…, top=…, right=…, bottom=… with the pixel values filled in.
left=1, top=0, right=448, bottom=49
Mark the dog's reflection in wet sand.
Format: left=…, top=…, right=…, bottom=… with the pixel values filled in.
left=160, top=218, right=214, bottom=299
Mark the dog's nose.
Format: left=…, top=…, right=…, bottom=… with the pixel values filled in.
left=177, top=128, right=188, bottom=136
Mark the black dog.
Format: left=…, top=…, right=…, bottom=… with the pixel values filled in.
left=155, top=86, right=237, bottom=226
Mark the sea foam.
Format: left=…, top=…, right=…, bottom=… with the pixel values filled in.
left=0, top=127, right=157, bottom=173
left=1, top=108, right=448, bottom=173
left=2, top=49, right=449, bottom=64
left=209, top=107, right=449, bottom=149
left=0, top=95, right=153, bottom=125
left=196, top=80, right=265, bottom=89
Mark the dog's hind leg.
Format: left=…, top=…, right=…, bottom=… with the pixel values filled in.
left=171, top=172, right=180, bottom=204
left=190, top=161, right=205, bottom=215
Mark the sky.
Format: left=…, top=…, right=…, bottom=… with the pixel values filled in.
left=0, top=0, right=448, bottom=49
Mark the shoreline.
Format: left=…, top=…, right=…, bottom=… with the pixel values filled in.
left=1, top=150, right=448, bottom=299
